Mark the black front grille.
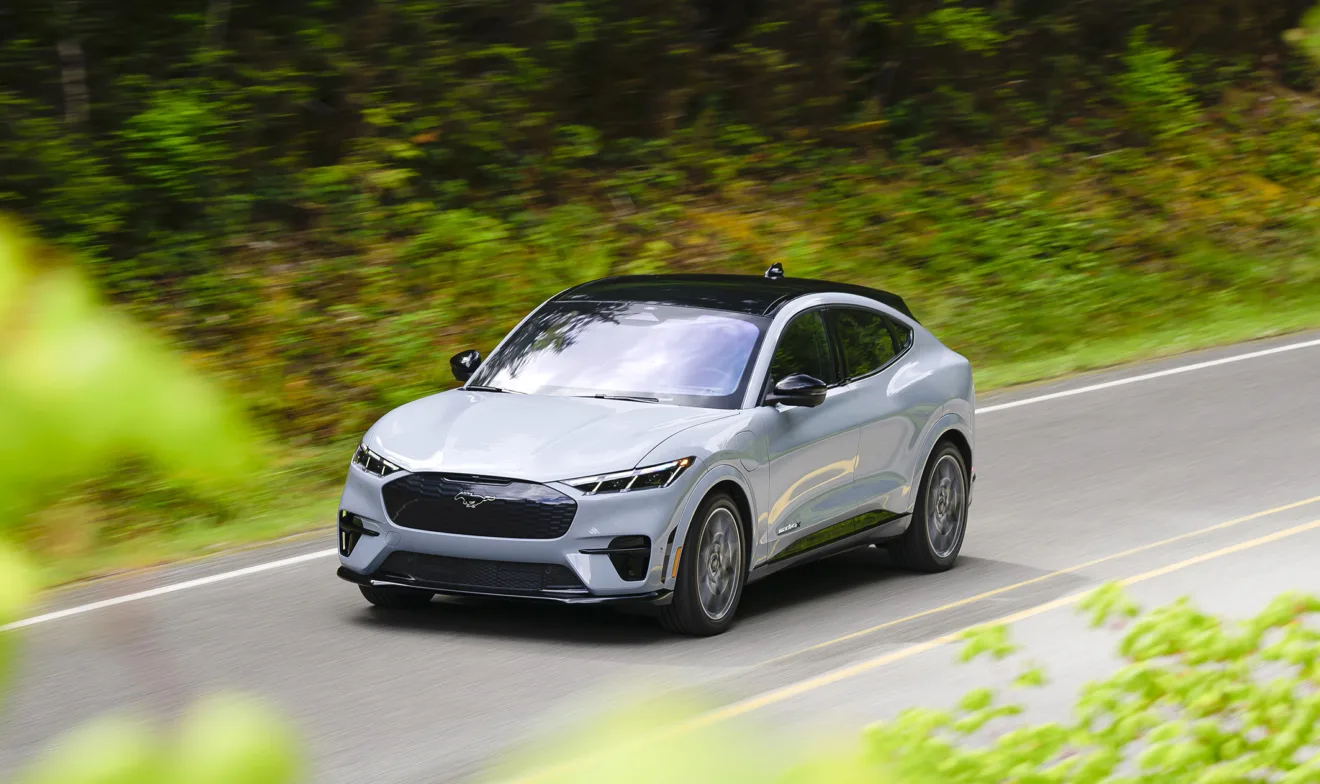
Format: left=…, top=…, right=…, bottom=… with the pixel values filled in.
left=376, top=551, right=585, bottom=594
left=382, top=473, right=577, bottom=539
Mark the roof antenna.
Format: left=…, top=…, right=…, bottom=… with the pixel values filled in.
left=764, top=262, right=784, bottom=280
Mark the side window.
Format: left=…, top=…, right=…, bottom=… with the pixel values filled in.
left=769, top=311, right=835, bottom=386
left=888, top=317, right=914, bottom=354
left=830, top=308, right=899, bottom=380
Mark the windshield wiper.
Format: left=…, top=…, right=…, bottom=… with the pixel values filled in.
left=465, top=385, right=519, bottom=394
left=581, top=393, right=661, bottom=403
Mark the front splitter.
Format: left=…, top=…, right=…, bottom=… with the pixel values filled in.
left=336, top=566, right=673, bottom=606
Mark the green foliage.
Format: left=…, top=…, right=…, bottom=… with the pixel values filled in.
left=0, top=0, right=1311, bottom=276
left=1013, top=665, right=1048, bottom=689
left=958, top=624, right=1019, bottom=662
left=491, top=586, right=1320, bottom=784
left=0, top=222, right=302, bottom=784
left=915, top=5, right=1005, bottom=56
left=119, top=87, right=230, bottom=206
left=1287, top=5, right=1320, bottom=66
left=171, top=694, right=303, bottom=784
left=1, top=2, right=1320, bottom=570
left=1116, top=28, right=1201, bottom=140
left=14, top=695, right=301, bottom=784
left=0, top=219, right=264, bottom=522
left=1078, top=582, right=1143, bottom=628
left=875, top=586, right=1320, bottom=784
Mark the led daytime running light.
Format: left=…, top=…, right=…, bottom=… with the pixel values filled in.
left=353, top=444, right=402, bottom=477
left=567, top=457, right=694, bottom=495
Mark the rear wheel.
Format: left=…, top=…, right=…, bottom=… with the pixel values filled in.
left=891, top=441, right=969, bottom=573
left=359, top=584, right=435, bottom=609
left=660, top=492, right=747, bottom=636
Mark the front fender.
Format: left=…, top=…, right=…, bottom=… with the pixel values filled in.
left=658, top=462, right=755, bottom=591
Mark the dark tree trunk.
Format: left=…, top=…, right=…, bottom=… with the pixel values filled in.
left=57, top=0, right=87, bottom=126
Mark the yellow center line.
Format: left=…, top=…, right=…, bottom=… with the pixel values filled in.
left=686, top=517, right=1320, bottom=727
left=501, top=512, right=1320, bottom=784
left=754, top=494, right=1320, bottom=667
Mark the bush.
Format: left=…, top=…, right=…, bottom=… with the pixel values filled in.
left=487, top=585, right=1320, bottom=784
left=1116, top=28, right=1201, bottom=141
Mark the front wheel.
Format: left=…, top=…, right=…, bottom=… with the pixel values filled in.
left=891, top=442, right=969, bottom=573
left=659, top=492, right=747, bottom=636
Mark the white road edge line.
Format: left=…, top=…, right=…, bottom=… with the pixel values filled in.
left=1, top=549, right=337, bottom=632
left=977, top=336, right=1320, bottom=414
left=6, top=333, right=1320, bottom=632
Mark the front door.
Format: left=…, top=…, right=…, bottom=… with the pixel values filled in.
left=758, top=310, right=862, bottom=559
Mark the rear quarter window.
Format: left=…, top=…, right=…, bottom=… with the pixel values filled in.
left=829, top=307, right=912, bottom=381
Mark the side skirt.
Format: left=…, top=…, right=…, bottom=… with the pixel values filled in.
left=746, top=511, right=911, bottom=584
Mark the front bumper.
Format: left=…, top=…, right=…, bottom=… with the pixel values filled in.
left=336, top=459, right=703, bottom=601
left=336, top=566, right=672, bottom=606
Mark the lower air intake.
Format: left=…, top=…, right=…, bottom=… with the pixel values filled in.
left=376, top=552, right=586, bottom=595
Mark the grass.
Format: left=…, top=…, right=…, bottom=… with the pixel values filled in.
left=971, top=296, right=1320, bottom=391
left=31, top=492, right=339, bottom=590
left=31, top=299, right=1320, bottom=593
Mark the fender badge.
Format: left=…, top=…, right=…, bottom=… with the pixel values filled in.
left=776, top=521, right=800, bottom=536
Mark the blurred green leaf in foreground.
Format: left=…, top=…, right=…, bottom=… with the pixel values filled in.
left=487, top=584, right=1320, bottom=784
left=0, top=217, right=300, bottom=784
left=0, top=217, right=264, bottom=523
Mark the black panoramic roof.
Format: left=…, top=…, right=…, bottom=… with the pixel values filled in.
left=554, top=274, right=916, bottom=321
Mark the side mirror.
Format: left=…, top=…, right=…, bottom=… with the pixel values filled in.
left=765, top=374, right=827, bottom=408
left=450, top=349, right=482, bottom=382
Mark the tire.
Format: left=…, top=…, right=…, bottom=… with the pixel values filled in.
left=359, top=584, right=435, bottom=609
left=891, top=441, right=969, bottom=573
left=659, top=492, right=747, bottom=636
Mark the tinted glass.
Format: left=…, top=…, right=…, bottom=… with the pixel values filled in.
left=831, top=308, right=899, bottom=379
left=469, top=302, right=766, bottom=408
left=769, top=312, right=835, bottom=385
left=891, top=318, right=914, bottom=352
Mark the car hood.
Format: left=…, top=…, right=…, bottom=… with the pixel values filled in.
left=363, top=390, right=737, bottom=483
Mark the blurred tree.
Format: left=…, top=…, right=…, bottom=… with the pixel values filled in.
left=1, top=0, right=1314, bottom=281
left=0, top=217, right=298, bottom=783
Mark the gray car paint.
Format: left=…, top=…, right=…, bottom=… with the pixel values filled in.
left=338, top=289, right=974, bottom=598
left=361, top=391, right=738, bottom=483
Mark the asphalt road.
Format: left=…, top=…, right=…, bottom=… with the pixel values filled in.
left=4, top=331, right=1320, bottom=783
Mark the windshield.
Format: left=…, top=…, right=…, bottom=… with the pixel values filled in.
left=469, top=301, right=768, bottom=408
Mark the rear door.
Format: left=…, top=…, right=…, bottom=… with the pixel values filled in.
left=825, top=306, right=915, bottom=515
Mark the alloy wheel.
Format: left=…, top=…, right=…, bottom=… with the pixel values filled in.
left=696, top=506, right=742, bottom=621
left=926, top=453, right=967, bottom=559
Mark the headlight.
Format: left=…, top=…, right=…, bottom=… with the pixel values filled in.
left=353, top=444, right=401, bottom=477
left=567, top=457, right=694, bottom=495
